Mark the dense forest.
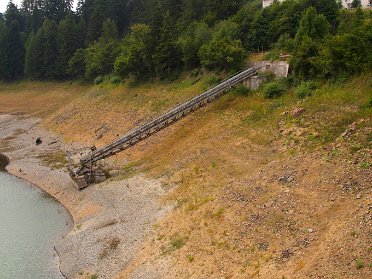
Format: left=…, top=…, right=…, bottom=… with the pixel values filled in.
left=0, top=0, right=371, bottom=82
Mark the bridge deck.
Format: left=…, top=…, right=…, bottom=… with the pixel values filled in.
left=75, top=67, right=258, bottom=176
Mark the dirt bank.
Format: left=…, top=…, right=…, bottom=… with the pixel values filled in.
left=0, top=114, right=172, bottom=279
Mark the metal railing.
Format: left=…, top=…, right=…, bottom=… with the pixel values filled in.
left=76, top=67, right=258, bottom=174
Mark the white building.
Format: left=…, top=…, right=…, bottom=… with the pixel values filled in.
left=342, top=0, right=371, bottom=9
left=263, top=0, right=372, bottom=9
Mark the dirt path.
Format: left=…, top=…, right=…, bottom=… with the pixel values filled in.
left=0, top=114, right=171, bottom=279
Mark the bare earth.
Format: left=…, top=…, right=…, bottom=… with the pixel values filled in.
left=0, top=114, right=171, bottom=279
left=0, top=76, right=370, bottom=278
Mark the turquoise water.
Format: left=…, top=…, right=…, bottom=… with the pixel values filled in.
left=0, top=171, right=72, bottom=279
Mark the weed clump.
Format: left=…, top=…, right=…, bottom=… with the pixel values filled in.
left=111, top=76, right=121, bottom=84
left=295, top=81, right=317, bottom=99
left=234, top=84, right=251, bottom=96
left=263, top=81, right=286, bottom=99
left=355, top=259, right=364, bottom=269
left=94, top=75, right=103, bottom=85
left=171, top=236, right=186, bottom=250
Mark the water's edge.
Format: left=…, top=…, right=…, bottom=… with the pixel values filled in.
left=0, top=153, right=73, bottom=279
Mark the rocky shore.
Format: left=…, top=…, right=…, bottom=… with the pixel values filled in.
left=0, top=114, right=171, bottom=279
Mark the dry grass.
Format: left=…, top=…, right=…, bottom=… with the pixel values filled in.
left=0, top=72, right=371, bottom=279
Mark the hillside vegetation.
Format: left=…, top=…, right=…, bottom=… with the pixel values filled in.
left=0, top=69, right=370, bottom=278
left=0, top=0, right=371, bottom=278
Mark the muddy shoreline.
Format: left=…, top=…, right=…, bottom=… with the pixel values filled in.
left=0, top=114, right=171, bottom=279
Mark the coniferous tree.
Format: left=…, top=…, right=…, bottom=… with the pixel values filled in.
left=5, top=1, right=24, bottom=29
left=114, top=24, right=152, bottom=80
left=101, top=18, right=119, bottom=41
left=3, top=21, right=25, bottom=80
left=22, top=0, right=45, bottom=34
left=44, top=0, right=67, bottom=22
left=56, top=14, right=80, bottom=78
left=153, top=11, right=181, bottom=79
left=25, top=19, right=58, bottom=79
left=0, top=21, right=7, bottom=79
left=42, top=19, right=59, bottom=78
left=351, top=0, right=362, bottom=8
left=24, top=31, right=38, bottom=78
left=76, top=16, right=87, bottom=47
left=87, top=7, right=103, bottom=42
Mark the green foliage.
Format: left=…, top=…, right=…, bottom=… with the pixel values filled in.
left=199, top=38, right=245, bottom=70
left=295, top=81, right=317, bottom=99
left=94, top=75, right=103, bottom=85
left=102, top=19, right=119, bottom=41
left=295, top=7, right=330, bottom=44
left=292, top=7, right=331, bottom=79
left=178, top=21, right=212, bottom=68
left=351, top=0, right=362, bottom=8
left=85, top=39, right=120, bottom=81
left=114, top=24, right=152, bottom=80
left=3, top=20, right=25, bottom=80
left=320, top=20, right=372, bottom=78
left=24, top=19, right=58, bottom=79
left=56, top=15, right=81, bottom=78
left=262, top=81, right=286, bottom=99
left=0, top=0, right=370, bottom=83
left=355, top=259, right=364, bottom=269
left=68, top=49, right=86, bottom=78
left=111, top=76, right=121, bottom=84
left=234, top=84, right=251, bottom=96
left=153, top=12, right=182, bottom=80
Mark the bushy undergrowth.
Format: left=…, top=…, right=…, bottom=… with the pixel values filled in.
left=262, top=80, right=286, bottom=99
left=295, top=81, right=317, bottom=99
left=233, top=84, right=251, bottom=96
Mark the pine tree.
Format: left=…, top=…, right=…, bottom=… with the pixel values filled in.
left=5, top=1, right=24, bottom=30
left=87, top=7, right=103, bottom=42
left=3, top=21, right=25, bottom=80
left=56, top=14, right=79, bottom=78
left=101, top=18, right=119, bottom=41
left=22, top=0, right=45, bottom=34
left=24, top=31, right=38, bottom=78
left=153, top=11, right=181, bottom=79
left=42, top=19, right=59, bottom=78
left=44, top=0, right=67, bottom=22
left=76, top=16, right=87, bottom=48
left=351, top=0, right=362, bottom=8
left=0, top=21, right=7, bottom=79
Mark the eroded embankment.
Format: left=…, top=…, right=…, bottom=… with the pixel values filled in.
left=0, top=114, right=172, bottom=279
left=0, top=153, right=9, bottom=171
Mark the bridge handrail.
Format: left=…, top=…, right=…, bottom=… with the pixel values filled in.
left=80, top=67, right=258, bottom=166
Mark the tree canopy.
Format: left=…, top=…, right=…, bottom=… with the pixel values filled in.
left=0, top=0, right=370, bottom=82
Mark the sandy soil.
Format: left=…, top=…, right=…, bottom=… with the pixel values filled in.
left=0, top=114, right=172, bottom=279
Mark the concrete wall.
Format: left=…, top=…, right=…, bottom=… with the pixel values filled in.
left=243, top=61, right=290, bottom=90
left=252, top=61, right=290, bottom=78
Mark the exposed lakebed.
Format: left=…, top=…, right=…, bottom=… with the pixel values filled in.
left=0, top=154, right=72, bottom=279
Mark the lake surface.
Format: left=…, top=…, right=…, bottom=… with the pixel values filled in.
left=0, top=170, right=72, bottom=279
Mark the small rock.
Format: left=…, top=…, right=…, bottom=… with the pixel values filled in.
left=281, top=111, right=289, bottom=116
left=291, top=107, right=305, bottom=118
left=281, top=249, right=293, bottom=259
left=36, top=137, right=42, bottom=145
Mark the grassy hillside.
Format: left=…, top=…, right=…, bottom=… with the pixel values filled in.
left=0, top=72, right=371, bottom=278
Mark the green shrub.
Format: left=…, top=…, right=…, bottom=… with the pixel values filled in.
left=295, top=81, right=317, bottom=99
left=355, top=259, right=364, bottom=269
left=94, top=75, right=103, bottom=85
left=263, top=81, right=285, bottom=99
left=234, top=84, right=250, bottom=96
left=111, top=76, right=121, bottom=84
